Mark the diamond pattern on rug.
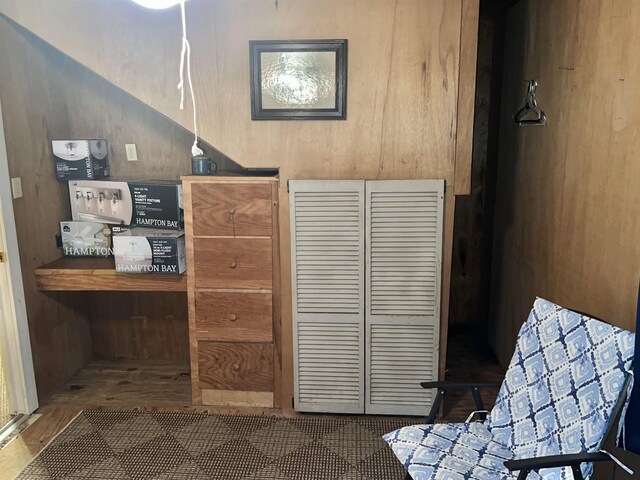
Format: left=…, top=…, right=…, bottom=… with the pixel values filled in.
left=83, top=410, right=140, bottom=430
left=247, top=419, right=313, bottom=459
left=47, top=415, right=96, bottom=444
left=321, top=422, right=386, bottom=465
left=219, top=414, right=277, bottom=436
left=241, top=465, right=292, bottom=480
left=151, top=460, right=210, bottom=480
left=65, top=457, right=129, bottom=479
left=38, top=431, right=113, bottom=478
left=195, top=438, right=271, bottom=479
left=276, top=442, right=353, bottom=480
left=100, top=415, right=167, bottom=453
left=338, top=469, right=369, bottom=480
left=150, top=411, right=205, bottom=433
left=117, top=434, right=192, bottom=480
left=287, top=415, right=350, bottom=440
left=356, top=446, right=409, bottom=480
left=173, top=415, right=238, bottom=456
left=16, top=410, right=417, bottom=480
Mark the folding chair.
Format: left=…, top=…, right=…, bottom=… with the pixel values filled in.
left=384, top=298, right=635, bottom=480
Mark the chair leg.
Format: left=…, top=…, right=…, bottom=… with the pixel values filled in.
left=426, top=389, right=445, bottom=424
left=571, top=465, right=584, bottom=480
left=516, top=469, right=531, bottom=480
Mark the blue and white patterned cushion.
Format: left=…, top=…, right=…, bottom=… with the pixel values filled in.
left=384, top=422, right=542, bottom=480
left=384, top=298, right=635, bottom=480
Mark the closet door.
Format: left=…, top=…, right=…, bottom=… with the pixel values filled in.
left=365, top=180, right=444, bottom=415
left=289, top=180, right=365, bottom=413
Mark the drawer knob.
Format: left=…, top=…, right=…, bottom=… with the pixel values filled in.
left=228, top=206, right=236, bottom=214
left=229, top=314, right=237, bottom=321
left=229, top=261, right=237, bottom=269
left=232, top=363, right=240, bottom=372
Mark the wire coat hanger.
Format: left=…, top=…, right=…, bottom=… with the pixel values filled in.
left=515, top=80, right=547, bottom=127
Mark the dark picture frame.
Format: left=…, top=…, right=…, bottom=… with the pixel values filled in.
left=250, top=39, right=348, bottom=120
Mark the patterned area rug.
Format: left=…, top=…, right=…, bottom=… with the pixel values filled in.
left=17, top=410, right=417, bottom=479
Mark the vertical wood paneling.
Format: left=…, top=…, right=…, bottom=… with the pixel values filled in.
left=491, top=0, right=640, bottom=392
left=454, top=0, right=480, bottom=195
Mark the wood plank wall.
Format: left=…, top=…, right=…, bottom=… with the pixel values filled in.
left=491, top=3, right=640, bottom=475
left=0, top=18, right=193, bottom=399
left=0, top=0, right=480, bottom=406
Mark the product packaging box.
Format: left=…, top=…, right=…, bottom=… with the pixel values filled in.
left=69, top=180, right=132, bottom=225
left=52, top=140, right=110, bottom=181
left=112, top=226, right=186, bottom=274
left=128, top=180, right=183, bottom=229
left=60, top=221, right=112, bottom=257
left=68, top=180, right=183, bottom=229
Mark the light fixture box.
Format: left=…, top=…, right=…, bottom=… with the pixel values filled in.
left=128, top=180, right=183, bottom=230
left=69, top=180, right=133, bottom=225
left=69, top=180, right=183, bottom=229
left=112, top=226, right=186, bottom=275
left=52, top=139, right=110, bottom=181
left=60, top=221, right=112, bottom=257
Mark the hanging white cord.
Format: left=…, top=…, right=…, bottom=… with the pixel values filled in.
left=177, top=0, right=203, bottom=157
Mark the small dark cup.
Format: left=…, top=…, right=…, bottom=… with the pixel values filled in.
left=191, top=155, right=217, bottom=175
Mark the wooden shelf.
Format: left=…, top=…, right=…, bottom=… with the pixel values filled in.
left=35, top=257, right=187, bottom=292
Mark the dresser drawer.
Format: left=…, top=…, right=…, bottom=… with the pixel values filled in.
left=194, top=238, right=272, bottom=289
left=198, top=341, right=273, bottom=392
left=195, top=291, right=272, bottom=342
left=191, top=183, right=272, bottom=237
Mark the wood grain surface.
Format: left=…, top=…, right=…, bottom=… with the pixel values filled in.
left=200, top=389, right=274, bottom=408
left=489, top=0, right=640, bottom=425
left=88, top=292, right=189, bottom=361
left=454, top=0, right=481, bottom=195
left=183, top=180, right=202, bottom=404
left=198, top=342, right=273, bottom=392
left=192, top=182, right=272, bottom=237
left=195, top=291, right=272, bottom=342
left=43, top=360, right=191, bottom=406
left=35, top=258, right=187, bottom=292
left=193, top=237, right=272, bottom=289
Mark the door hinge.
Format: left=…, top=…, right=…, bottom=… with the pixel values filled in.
left=0, top=252, right=6, bottom=263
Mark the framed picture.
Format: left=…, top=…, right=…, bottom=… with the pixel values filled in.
left=250, top=39, right=348, bottom=120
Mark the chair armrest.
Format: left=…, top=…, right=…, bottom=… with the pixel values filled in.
left=504, top=451, right=612, bottom=480
left=420, top=381, right=501, bottom=389
left=422, top=382, right=501, bottom=424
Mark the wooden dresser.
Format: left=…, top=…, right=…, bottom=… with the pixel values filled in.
left=182, top=176, right=281, bottom=407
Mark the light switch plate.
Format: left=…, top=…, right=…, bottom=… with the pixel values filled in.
left=11, top=177, right=22, bottom=199
left=125, top=144, right=138, bottom=162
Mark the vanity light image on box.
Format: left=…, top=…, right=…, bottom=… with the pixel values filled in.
left=69, top=180, right=184, bottom=229
left=69, top=180, right=132, bottom=225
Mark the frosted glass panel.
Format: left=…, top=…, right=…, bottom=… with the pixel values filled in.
left=260, top=51, right=336, bottom=109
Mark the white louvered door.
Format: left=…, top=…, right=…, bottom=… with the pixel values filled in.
left=365, top=180, right=444, bottom=415
left=290, top=179, right=444, bottom=415
left=289, top=180, right=365, bottom=413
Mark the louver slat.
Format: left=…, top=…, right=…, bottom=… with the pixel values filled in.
left=293, top=190, right=362, bottom=314
left=297, top=323, right=361, bottom=404
left=365, top=180, right=444, bottom=416
left=368, top=189, right=440, bottom=316
left=290, top=180, right=365, bottom=414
